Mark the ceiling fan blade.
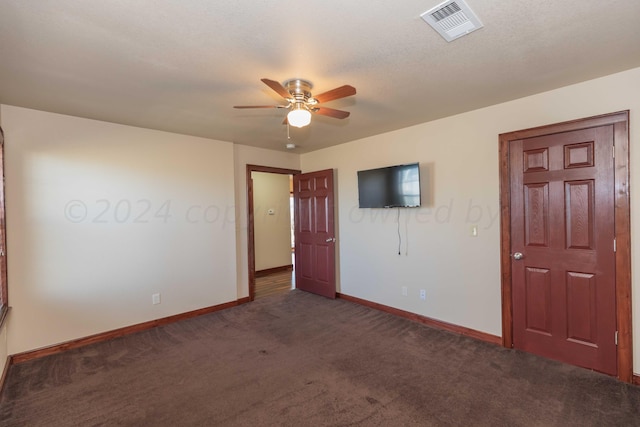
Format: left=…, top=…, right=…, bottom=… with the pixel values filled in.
left=261, top=78, right=292, bottom=99
left=314, top=107, right=350, bottom=119
left=233, top=105, right=287, bottom=109
left=313, top=85, right=356, bottom=104
left=282, top=116, right=289, bottom=125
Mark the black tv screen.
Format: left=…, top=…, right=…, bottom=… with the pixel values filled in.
left=357, top=163, right=421, bottom=208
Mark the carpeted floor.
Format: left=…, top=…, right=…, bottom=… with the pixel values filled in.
left=1, top=290, right=639, bottom=426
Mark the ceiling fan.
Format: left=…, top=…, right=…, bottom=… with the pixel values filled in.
left=234, top=78, right=356, bottom=128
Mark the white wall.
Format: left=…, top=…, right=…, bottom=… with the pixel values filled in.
left=2, top=105, right=237, bottom=354
left=301, top=66, right=640, bottom=373
left=233, top=145, right=300, bottom=298
left=252, top=172, right=292, bottom=271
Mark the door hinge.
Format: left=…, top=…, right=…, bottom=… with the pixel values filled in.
left=613, top=238, right=617, bottom=252
left=615, top=331, right=618, bottom=345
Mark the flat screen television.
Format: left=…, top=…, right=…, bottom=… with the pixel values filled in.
left=357, top=163, right=421, bottom=208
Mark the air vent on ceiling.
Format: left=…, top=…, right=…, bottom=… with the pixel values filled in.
left=421, top=0, right=483, bottom=42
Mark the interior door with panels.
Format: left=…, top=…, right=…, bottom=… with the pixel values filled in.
left=509, top=125, right=617, bottom=375
left=293, top=169, right=336, bottom=299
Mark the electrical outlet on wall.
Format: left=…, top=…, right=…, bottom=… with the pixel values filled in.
left=152, top=293, right=161, bottom=305
left=420, top=289, right=426, bottom=300
left=401, top=286, right=408, bottom=296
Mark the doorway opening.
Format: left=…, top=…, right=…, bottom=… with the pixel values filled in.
left=247, top=165, right=301, bottom=301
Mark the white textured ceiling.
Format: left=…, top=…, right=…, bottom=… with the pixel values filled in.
left=1, top=1, right=639, bottom=153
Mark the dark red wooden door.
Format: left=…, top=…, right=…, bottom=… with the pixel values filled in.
left=294, top=169, right=336, bottom=299
left=510, top=126, right=617, bottom=375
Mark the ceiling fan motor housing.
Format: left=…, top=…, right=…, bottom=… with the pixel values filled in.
left=284, top=79, right=316, bottom=106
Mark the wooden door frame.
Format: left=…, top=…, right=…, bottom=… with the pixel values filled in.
left=499, top=111, right=632, bottom=382
left=247, top=165, right=301, bottom=301
left=0, top=127, right=7, bottom=323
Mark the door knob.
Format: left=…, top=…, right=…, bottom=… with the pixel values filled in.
left=325, top=238, right=336, bottom=243
left=513, top=252, right=524, bottom=260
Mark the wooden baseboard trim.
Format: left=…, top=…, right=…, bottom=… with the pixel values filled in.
left=633, top=375, right=640, bottom=386
left=237, top=296, right=251, bottom=305
left=337, top=293, right=502, bottom=346
left=255, top=264, right=293, bottom=278
left=11, top=298, right=251, bottom=365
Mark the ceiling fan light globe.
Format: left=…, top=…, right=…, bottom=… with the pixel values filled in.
left=287, top=109, right=311, bottom=128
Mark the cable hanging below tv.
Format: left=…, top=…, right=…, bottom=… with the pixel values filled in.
left=357, top=163, right=421, bottom=208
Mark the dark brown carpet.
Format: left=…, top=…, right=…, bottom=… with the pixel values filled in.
left=1, top=290, right=639, bottom=426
